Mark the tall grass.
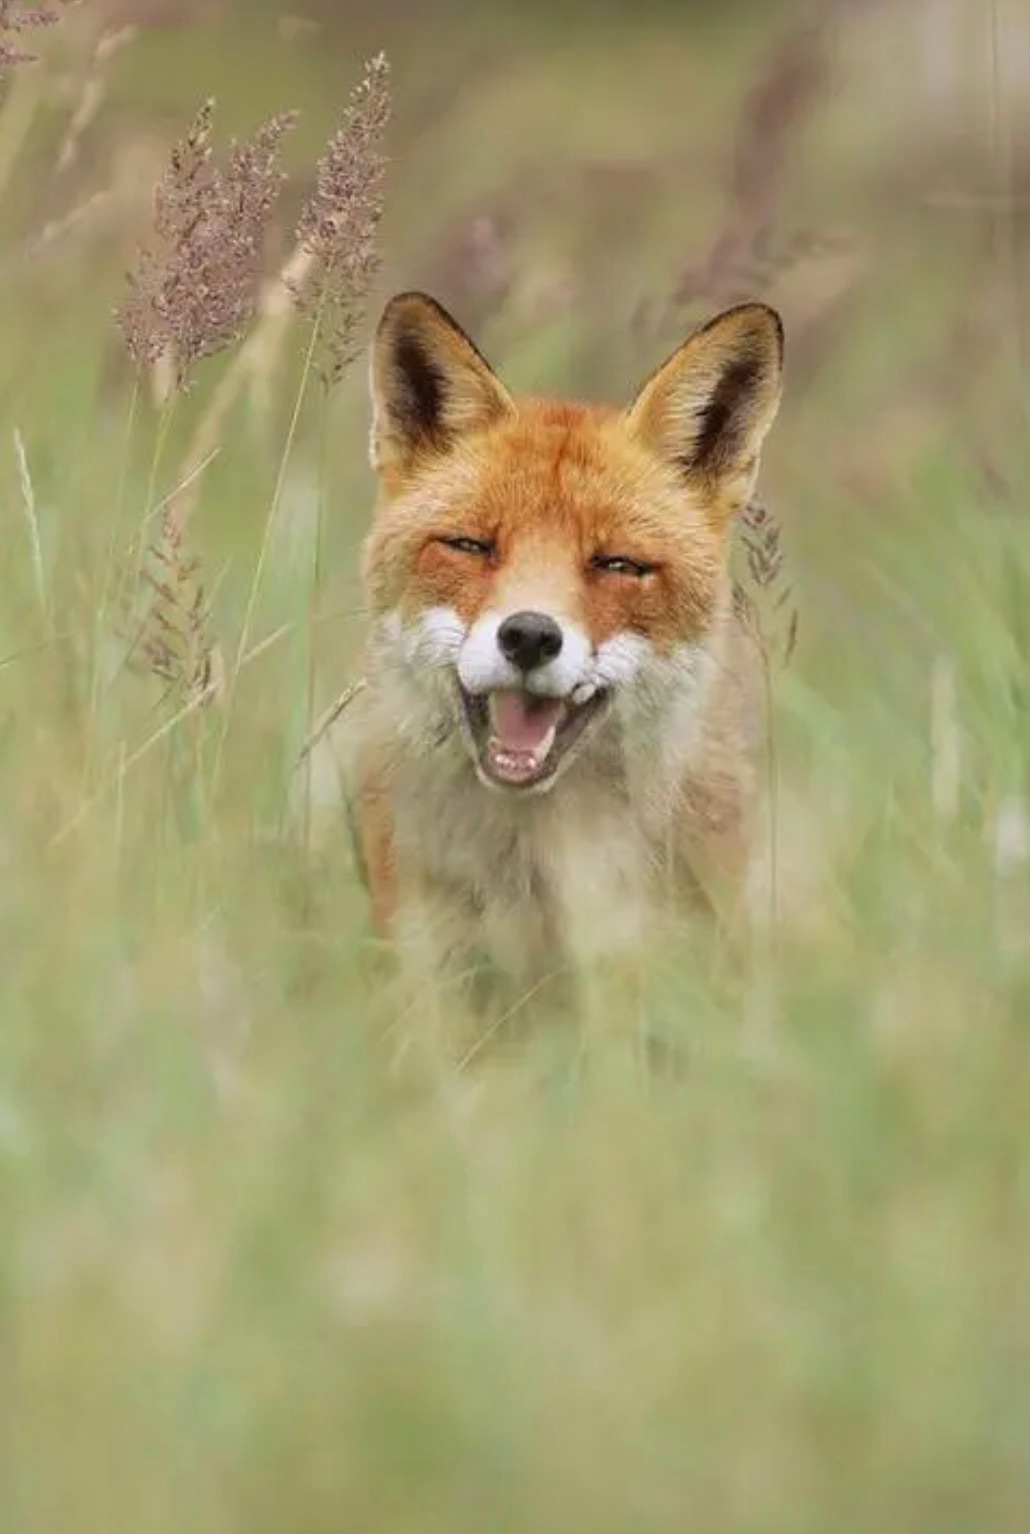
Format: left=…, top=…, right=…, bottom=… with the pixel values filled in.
left=2, top=2, right=1030, bottom=1531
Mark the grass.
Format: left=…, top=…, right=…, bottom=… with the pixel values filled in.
left=1, top=1, right=1030, bottom=1530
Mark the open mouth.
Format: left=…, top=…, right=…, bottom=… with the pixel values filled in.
left=457, top=685, right=611, bottom=791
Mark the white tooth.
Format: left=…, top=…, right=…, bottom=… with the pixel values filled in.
left=532, top=725, right=557, bottom=765
left=570, top=682, right=595, bottom=706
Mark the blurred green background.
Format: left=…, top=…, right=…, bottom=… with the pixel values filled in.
left=1, top=1, right=1030, bottom=1530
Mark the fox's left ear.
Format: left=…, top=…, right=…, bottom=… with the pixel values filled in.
left=626, top=303, right=783, bottom=514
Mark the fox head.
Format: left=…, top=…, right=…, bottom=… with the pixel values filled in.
left=363, top=292, right=783, bottom=794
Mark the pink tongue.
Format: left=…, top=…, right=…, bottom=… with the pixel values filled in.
left=491, top=691, right=563, bottom=752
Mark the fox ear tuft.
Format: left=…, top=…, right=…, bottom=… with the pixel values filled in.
left=370, top=292, right=513, bottom=474
left=627, top=303, right=783, bottom=511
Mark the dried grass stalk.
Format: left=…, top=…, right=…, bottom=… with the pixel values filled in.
left=56, top=23, right=136, bottom=174
left=128, top=507, right=224, bottom=710
left=668, top=0, right=885, bottom=323
left=735, top=499, right=799, bottom=669
left=117, top=101, right=297, bottom=392
left=292, top=52, right=390, bottom=386
left=0, top=0, right=60, bottom=69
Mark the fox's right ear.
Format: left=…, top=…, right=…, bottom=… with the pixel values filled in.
left=369, top=292, right=514, bottom=476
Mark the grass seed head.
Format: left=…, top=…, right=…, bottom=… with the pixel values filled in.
left=117, top=102, right=297, bottom=392
left=293, top=52, right=390, bottom=387
left=0, top=0, right=60, bottom=70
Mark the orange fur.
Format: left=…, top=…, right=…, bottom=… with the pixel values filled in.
left=350, top=292, right=783, bottom=994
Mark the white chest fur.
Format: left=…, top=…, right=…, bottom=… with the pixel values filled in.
left=390, top=747, right=657, bottom=983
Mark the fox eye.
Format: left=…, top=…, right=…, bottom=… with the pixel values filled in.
left=437, top=535, right=496, bottom=557
left=591, top=553, right=655, bottom=577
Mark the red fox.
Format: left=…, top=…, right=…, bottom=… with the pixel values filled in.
left=352, top=292, right=783, bottom=989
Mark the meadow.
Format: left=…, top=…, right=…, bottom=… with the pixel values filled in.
left=2, top=0, right=1030, bottom=1528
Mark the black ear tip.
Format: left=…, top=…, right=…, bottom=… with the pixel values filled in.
left=377, top=290, right=459, bottom=339
left=702, top=301, right=784, bottom=363
left=756, top=303, right=785, bottom=358
left=742, top=302, right=784, bottom=361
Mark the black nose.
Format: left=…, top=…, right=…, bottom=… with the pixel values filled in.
left=497, top=611, right=564, bottom=672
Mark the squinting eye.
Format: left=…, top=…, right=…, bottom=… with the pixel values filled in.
left=591, top=553, right=655, bottom=577
left=437, top=535, right=496, bottom=558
